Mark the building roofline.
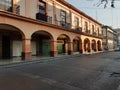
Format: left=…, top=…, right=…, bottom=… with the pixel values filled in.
left=102, top=25, right=118, bottom=34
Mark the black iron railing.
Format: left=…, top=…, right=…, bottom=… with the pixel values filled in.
left=56, top=21, right=71, bottom=29
left=85, top=29, right=90, bottom=34
left=36, top=13, right=52, bottom=24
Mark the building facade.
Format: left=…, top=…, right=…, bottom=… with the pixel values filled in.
left=0, top=0, right=103, bottom=60
left=102, top=26, right=117, bottom=51
left=114, top=28, right=120, bottom=49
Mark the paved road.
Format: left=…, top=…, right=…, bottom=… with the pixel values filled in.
left=0, top=52, right=120, bottom=90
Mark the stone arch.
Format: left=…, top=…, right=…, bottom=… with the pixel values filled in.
left=91, top=39, right=97, bottom=52
left=31, top=30, right=54, bottom=40
left=31, top=30, right=54, bottom=57
left=57, top=34, right=71, bottom=41
left=57, top=34, right=71, bottom=55
left=97, top=40, right=102, bottom=51
left=0, top=23, right=25, bottom=38
left=84, top=38, right=91, bottom=52
left=0, top=24, right=25, bottom=59
left=73, top=36, right=82, bottom=53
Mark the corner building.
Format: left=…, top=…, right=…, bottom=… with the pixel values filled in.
left=0, top=0, right=103, bottom=60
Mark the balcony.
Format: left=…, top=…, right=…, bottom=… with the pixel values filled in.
left=93, top=32, right=97, bottom=35
left=56, top=21, right=71, bottom=29
left=85, top=29, right=90, bottom=34
left=98, top=34, right=103, bottom=37
left=0, top=7, right=12, bottom=12
left=36, top=13, right=52, bottom=24
left=74, top=27, right=82, bottom=33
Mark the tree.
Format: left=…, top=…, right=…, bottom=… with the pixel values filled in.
left=97, top=0, right=115, bottom=8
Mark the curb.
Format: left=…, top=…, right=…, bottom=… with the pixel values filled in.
left=0, top=54, right=83, bottom=68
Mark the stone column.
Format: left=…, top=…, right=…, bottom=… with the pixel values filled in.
left=94, top=43, right=97, bottom=51
left=50, top=40, right=57, bottom=57
left=82, top=43, right=85, bottom=53
left=22, top=38, right=32, bottom=60
left=79, top=42, right=83, bottom=53
left=68, top=42, right=73, bottom=55
left=88, top=42, right=91, bottom=52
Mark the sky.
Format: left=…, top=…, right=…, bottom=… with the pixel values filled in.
left=66, top=0, right=120, bottom=29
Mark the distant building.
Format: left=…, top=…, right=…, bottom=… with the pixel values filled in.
left=114, top=28, right=120, bottom=49
left=102, top=26, right=118, bottom=51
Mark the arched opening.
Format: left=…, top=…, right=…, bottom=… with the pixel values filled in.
left=0, top=24, right=24, bottom=59
left=91, top=40, right=97, bottom=52
left=31, top=30, right=53, bottom=57
left=73, top=37, right=82, bottom=54
left=84, top=38, right=90, bottom=52
left=97, top=40, right=102, bottom=51
left=57, top=34, right=70, bottom=55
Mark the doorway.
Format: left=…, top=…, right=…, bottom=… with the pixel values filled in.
left=2, top=36, right=11, bottom=59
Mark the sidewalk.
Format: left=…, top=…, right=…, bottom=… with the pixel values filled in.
left=0, top=54, right=83, bottom=67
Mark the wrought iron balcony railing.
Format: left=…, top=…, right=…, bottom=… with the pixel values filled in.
left=85, top=29, right=90, bottom=34
left=56, top=21, right=71, bottom=29
left=36, top=13, right=52, bottom=24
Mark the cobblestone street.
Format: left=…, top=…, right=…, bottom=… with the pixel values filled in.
left=0, top=52, right=120, bottom=90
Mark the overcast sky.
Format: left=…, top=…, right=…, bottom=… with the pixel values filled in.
left=66, top=0, right=120, bottom=29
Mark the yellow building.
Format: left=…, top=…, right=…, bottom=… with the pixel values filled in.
left=0, top=0, right=103, bottom=60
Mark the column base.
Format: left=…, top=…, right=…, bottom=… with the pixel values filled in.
left=88, top=49, right=91, bottom=52
left=98, top=49, right=102, bottom=51
left=22, top=52, right=32, bottom=60
left=50, top=51, right=58, bottom=57
left=79, top=50, right=83, bottom=53
left=94, top=49, right=97, bottom=52
left=68, top=50, right=73, bottom=55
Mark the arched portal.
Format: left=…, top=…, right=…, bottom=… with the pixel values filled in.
left=57, top=34, right=70, bottom=55
left=97, top=40, right=102, bottom=51
left=84, top=38, right=90, bottom=52
left=0, top=24, right=25, bottom=59
left=91, top=40, right=97, bottom=52
left=31, top=30, right=54, bottom=57
left=73, top=37, right=82, bottom=53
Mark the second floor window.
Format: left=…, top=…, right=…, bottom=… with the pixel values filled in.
left=85, top=22, right=88, bottom=31
left=97, top=27, right=99, bottom=35
left=60, top=10, right=66, bottom=25
left=39, top=1, right=46, bottom=15
left=92, top=25, right=95, bottom=33
left=0, top=0, right=12, bottom=12
left=74, top=17, right=79, bottom=28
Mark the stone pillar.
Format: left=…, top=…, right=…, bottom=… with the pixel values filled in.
left=68, top=42, right=73, bottom=55
left=50, top=40, right=57, bottom=57
left=88, top=42, right=91, bottom=52
left=22, top=38, right=32, bottom=60
left=82, top=43, right=85, bottom=53
left=79, top=42, right=83, bottom=53
left=94, top=43, right=97, bottom=51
